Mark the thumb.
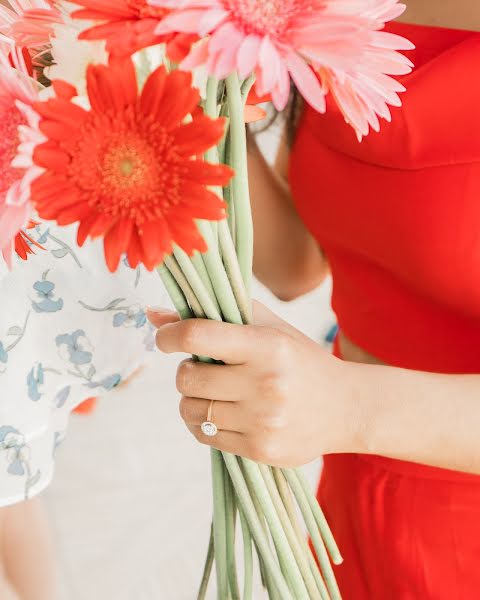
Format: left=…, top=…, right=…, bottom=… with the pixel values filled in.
left=146, top=307, right=180, bottom=329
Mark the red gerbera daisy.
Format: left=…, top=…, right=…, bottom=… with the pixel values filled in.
left=31, top=58, right=232, bottom=272
left=14, top=221, right=44, bottom=261
left=71, top=0, right=197, bottom=61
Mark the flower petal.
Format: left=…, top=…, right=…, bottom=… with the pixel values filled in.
left=104, top=218, right=134, bottom=272
left=183, top=161, right=234, bottom=186
left=284, top=50, right=326, bottom=113
left=172, top=115, right=226, bottom=156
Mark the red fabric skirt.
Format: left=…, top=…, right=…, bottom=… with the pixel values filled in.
left=318, top=338, right=480, bottom=598
left=318, top=444, right=480, bottom=598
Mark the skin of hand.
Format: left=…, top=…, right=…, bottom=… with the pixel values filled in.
left=147, top=303, right=362, bottom=468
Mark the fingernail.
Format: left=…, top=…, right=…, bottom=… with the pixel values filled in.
left=147, top=306, right=175, bottom=314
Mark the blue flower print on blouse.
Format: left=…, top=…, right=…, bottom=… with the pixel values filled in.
left=0, top=343, right=8, bottom=372
left=32, top=224, right=82, bottom=267
left=0, top=427, right=41, bottom=498
left=56, top=330, right=93, bottom=366
left=0, top=314, right=30, bottom=375
left=113, top=307, right=147, bottom=329
left=54, top=386, right=71, bottom=408
left=55, top=330, right=121, bottom=391
left=53, top=432, right=65, bottom=457
left=35, top=227, right=50, bottom=245
left=0, top=427, right=27, bottom=476
left=79, top=298, right=148, bottom=330
left=32, top=274, right=64, bottom=313
left=27, top=364, right=44, bottom=402
left=143, top=323, right=156, bottom=352
left=87, top=373, right=121, bottom=391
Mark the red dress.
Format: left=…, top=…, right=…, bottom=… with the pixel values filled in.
left=289, top=22, right=480, bottom=599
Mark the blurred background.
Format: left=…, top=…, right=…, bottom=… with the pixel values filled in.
left=44, top=126, right=336, bottom=600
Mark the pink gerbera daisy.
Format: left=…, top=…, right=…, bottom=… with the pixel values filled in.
left=151, top=0, right=414, bottom=119
left=0, top=0, right=62, bottom=49
left=0, top=54, right=43, bottom=267
left=313, top=0, right=415, bottom=137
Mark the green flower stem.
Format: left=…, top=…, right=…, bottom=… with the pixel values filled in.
left=218, top=220, right=252, bottom=324
left=222, top=453, right=292, bottom=599
left=240, top=459, right=281, bottom=600
left=211, top=449, right=230, bottom=600
left=156, top=264, right=193, bottom=320
left=205, top=76, right=220, bottom=120
left=222, top=139, right=236, bottom=244
left=156, top=264, right=213, bottom=363
left=259, top=465, right=321, bottom=599
left=271, top=468, right=303, bottom=540
left=240, top=463, right=287, bottom=594
left=217, top=117, right=230, bottom=165
left=237, top=505, right=253, bottom=600
left=272, top=469, right=330, bottom=600
left=226, top=72, right=253, bottom=294
left=163, top=255, right=206, bottom=318
left=283, top=470, right=342, bottom=600
left=294, top=470, right=343, bottom=566
left=241, top=459, right=309, bottom=600
left=204, top=76, right=222, bottom=244
left=224, top=466, right=240, bottom=600
left=239, top=463, right=268, bottom=592
left=198, top=524, right=215, bottom=600
left=263, top=568, right=282, bottom=600
left=307, top=554, right=331, bottom=600
left=197, top=220, right=243, bottom=325
left=190, top=252, right=222, bottom=312
left=173, top=246, right=223, bottom=321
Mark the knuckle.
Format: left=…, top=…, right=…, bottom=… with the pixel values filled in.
left=181, top=320, right=202, bottom=352
left=269, top=331, right=292, bottom=362
left=258, top=373, right=288, bottom=400
left=262, top=401, right=289, bottom=432
left=176, top=360, right=194, bottom=394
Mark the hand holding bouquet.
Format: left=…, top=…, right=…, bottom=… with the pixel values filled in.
left=0, top=1, right=413, bottom=597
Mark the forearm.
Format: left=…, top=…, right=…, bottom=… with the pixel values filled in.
left=248, top=140, right=327, bottom=301
left=347, top=361, right=480, bottom=474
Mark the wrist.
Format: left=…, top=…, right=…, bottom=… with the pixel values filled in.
left=334, top=358, right=380, bottom=456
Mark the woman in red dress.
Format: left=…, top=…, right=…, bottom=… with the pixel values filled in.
left=149, top=2, right=480, bottom=597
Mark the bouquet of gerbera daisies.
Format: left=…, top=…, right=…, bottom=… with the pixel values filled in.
left=0, top=1, right=413, bottom=598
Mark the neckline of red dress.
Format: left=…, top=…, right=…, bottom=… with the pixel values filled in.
left=385, top=20, right=477, bottom=71
left=390, top=20, right=477, bottom=35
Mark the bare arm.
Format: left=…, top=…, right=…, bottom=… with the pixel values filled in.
left=349, top=362, right=480, bottom=474
left=248, top=134, right=328, bottom=301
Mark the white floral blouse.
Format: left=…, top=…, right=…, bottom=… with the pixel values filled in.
left=0, top=221, right=167, bottom=507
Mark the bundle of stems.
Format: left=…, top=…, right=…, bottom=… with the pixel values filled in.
left=157, top=72, right=343, bottom=600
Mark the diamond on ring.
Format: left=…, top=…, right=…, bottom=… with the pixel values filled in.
left=201, top=421, right=218, bottom=437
